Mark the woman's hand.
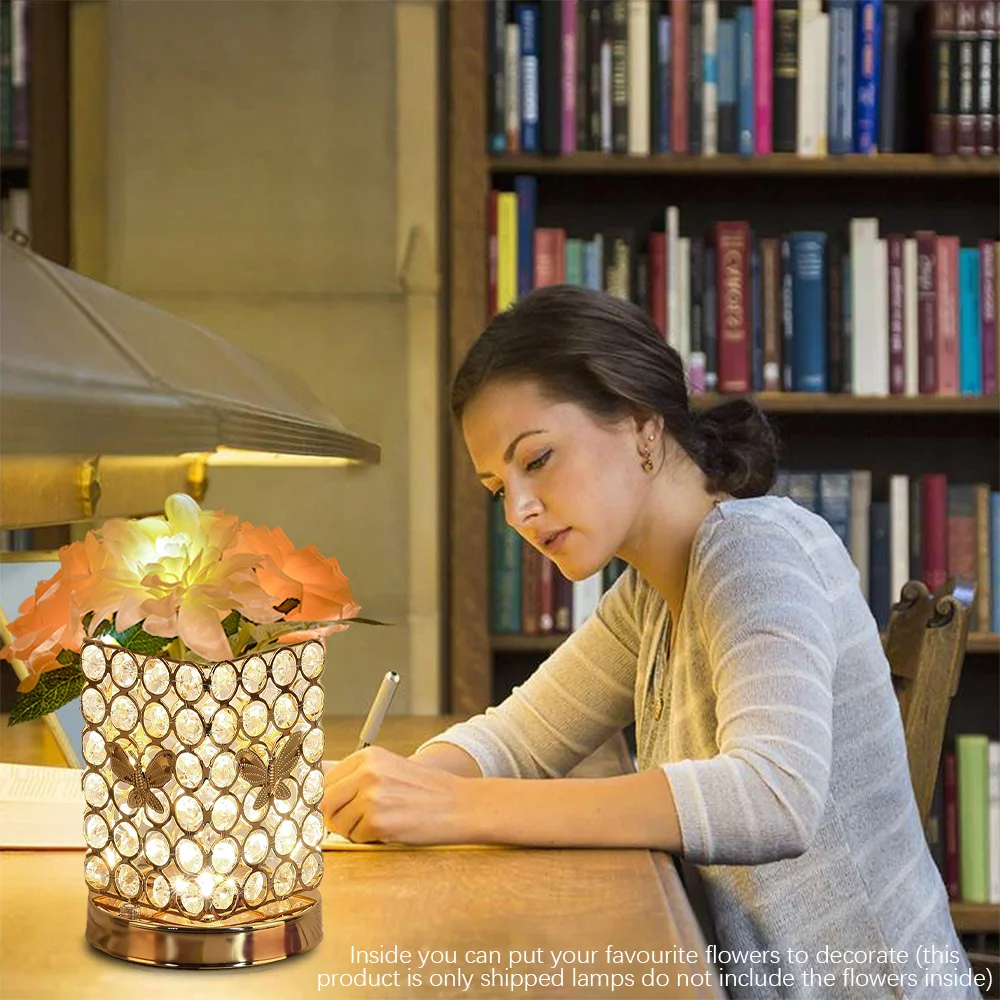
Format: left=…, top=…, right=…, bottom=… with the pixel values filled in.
left=321, top=746, right=477, bottom=845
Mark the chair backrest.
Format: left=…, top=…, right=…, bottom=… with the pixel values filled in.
left=883, top=579, right=973, bottom=828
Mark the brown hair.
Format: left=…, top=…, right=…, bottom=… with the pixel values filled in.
left=451, top=285, right=779, bottom=499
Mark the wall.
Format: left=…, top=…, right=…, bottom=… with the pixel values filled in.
left=70, top=0, right=442, bottom=715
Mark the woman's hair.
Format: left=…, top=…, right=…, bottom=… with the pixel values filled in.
left=451, top=284, right=780, bottom=499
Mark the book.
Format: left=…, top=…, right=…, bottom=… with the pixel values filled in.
left=0, top=763, right=86, bottom=849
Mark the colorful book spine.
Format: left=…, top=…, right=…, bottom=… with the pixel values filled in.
left=518, top=3, right=541, bottom=153
left=828, top=0, right=856, bottom=154
left=981, top=240, right=997, bottom=394
left=487, top=1, right=508, bottom=152
left=959, top=246, right=982, bottom=395
left=561, top=0, right=577, bottom=153
left=992, top=492, right=1000, bottom=632
left=789, top=231, right=827, bottom=391
left=956, top=733, right=991, bottom=903
left=854, top=0, right=882, bottom=154
left=496, top=192, right=518, bottom=312
left=489, top=500, right=522, bottom=633
left=716, top=221, right=751, bottom=392
left=753, top=0, right=773, bottom=153
left=736, top=5, right=755, bottom=155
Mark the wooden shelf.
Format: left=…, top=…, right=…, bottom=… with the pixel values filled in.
left=951, top=902, right=1000, bottom=934
left=493, top=633, right=1000, bottom=655
left=692, top=393, right=1000, bottom=415
left=0, top=150, right=29, bottom=173
left=491, top=152, right=1000, bottom=178
left=968, top=634, right=1000, bottom=654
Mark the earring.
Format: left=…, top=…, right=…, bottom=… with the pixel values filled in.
left=641, top=451, right=654, bottom=474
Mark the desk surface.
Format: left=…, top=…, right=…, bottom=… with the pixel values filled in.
left=1, top=714, right=723, bottom=999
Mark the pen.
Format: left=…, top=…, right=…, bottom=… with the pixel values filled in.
left=355, top=670, right=400, bottom=751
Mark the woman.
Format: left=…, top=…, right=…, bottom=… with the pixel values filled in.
left=322, top=285, right=975, bottom=998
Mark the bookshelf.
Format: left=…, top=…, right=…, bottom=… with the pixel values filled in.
left=0, top=0, right=71, bottom=711
left=0, top=0, right=70, bottom=266
left=446, top=0, right=998, bottom=931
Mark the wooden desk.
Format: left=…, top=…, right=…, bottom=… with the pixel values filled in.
left=1, top=715, right=724, bottom=998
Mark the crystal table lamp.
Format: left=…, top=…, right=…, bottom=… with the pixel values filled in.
left=79, top=637, right=327, bottom=967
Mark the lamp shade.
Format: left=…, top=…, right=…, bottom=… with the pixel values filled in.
left=0, top=236, right=380, bottom=464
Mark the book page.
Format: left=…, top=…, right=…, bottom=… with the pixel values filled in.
left=0, top=763, right=86, bottom=849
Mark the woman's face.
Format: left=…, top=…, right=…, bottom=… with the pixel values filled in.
left=462, top=379, right=651, bottom=581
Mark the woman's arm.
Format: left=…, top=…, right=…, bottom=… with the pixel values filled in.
left=409, top=741, right=483, bottom=778
left=463, top=770, right=683, bottom=850
left=322, top=745, right=683, bottom=849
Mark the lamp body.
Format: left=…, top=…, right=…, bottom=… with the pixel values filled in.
left=79, top=638, right=327, bottom=967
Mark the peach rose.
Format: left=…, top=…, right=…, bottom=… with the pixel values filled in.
left=231, top=523, right=360, bottom=643
left=2, top=541, right=91, bottom=692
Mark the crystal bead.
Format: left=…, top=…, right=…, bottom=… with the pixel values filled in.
left=195, top=738, right=219, bottom=765
left=240, top=656, right=266, bottom=694
left=211, top=795, right=239, bottom=832
left=83, top=772, right=109, bottom=808
left=211, top=708, right=238, bottom=746
left=274, top=819, right=298, bottom=856
left=174, top=708, right=204, bottom=746
left=273, top=861, right=296, bottom=898
left=302, top=728, right=325, bottom=763
left=303, top=812, right=324, bottom=848
left=143, top=659, right=170, bottom=696
left=115, top=864, right=141, bottom=898
left=243, top=870, right=266, bottom=906
left=210, top=752, right=238, bottom=788
left=81, top=645, right=106, bottom=681
left=300, top=643, right=324, bottom=679
left=176, top=838, right=204, bottom=875
left=84, top=813, right=109, bottom=850
left=212, top=838, right=238, bottom=874
left=271, top=649, right=297, bottom=687
left=241, top=701, right=268, bottom=738
left=179, top=883, right=204, bottom=915
left=303, top=685, right=324, bottom=721
left=113, top=822, right=140, bottom=858
left=149, top=874, right=171, bottom=909
left=210, top=663, right=238, bottom=702
left=175, top=752, right=203, bottom=788
left=142, top=702, right=170, bottom=739
left=110, top=651, right=138, bottom=689
left=81, top=688, right=106, bottom=724
left=175, top=795, right=204, bottom=832
left=85, top=855, right=110, bottom=889
left=175, top=664, right=204, bottom=702
left=242, top=830, right=268, bottom=866
left=303, top=769, right=325, bottom=805
left=109, top=695, right=138, bottom=732
left=144, top=830, right=171, bottom=867
left=301, top=852, right=323, bottom=886
left=82, top=730, right=107, bottom=766
left=273, top=693, right=298, bottom=730
left=212, top=879, right=238, bottom=912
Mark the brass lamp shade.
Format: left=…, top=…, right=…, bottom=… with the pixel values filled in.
left=0, top=236, right=380, bottom=463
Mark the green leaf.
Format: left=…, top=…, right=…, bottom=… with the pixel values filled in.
left=56, top=649, right=79, bottom=668
left=221, top=610, right=242, bottom=637
left=8, top=665, right=85, bottom=726
left=244, top=616, right=393, bottom=654
left=109, top=623, right=172, bottom=656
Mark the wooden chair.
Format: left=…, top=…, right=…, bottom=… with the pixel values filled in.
left=882, top=579, right=973, bottom=828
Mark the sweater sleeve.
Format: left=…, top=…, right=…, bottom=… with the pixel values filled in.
left=414, top=569, right=642, bottom=778
left=662, top=512, right=838, bottom=865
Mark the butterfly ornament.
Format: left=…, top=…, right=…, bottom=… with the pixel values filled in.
left=236, top=730, right=305, bottom=811
left=108, top=744, right=176, bottom=815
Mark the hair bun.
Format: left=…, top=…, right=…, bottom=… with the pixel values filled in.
left=694, top=398, right=779, bottom=499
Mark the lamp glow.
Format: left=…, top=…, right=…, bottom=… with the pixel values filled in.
left=81, top=638, right=326, bottom=967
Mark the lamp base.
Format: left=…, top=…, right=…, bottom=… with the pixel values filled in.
left=86, top=891, right=322, bottom=968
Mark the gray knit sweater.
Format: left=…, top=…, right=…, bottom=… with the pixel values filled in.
left=418, top=497, right=977, bottom=999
